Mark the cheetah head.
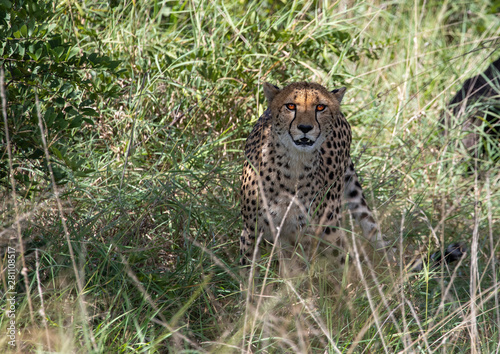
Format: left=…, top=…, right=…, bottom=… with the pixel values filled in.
left=263, top=82, right=346, bottom=152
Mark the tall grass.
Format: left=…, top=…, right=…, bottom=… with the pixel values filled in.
left=1, top=0, right=499, bottom=352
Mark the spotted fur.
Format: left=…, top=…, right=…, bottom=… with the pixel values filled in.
left=240, top=82, right=386, bottom=278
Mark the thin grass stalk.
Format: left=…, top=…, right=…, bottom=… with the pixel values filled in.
left=348, top=209, right=402, bottom=335
left=398, top=211, right=411, bottom=350
left=121, top=251, right=205, bottom=352
left=404, top=298, right=432, bottom=352
left=286, top=280, right=342, bottom=354
left=469, top=158, right=480, bottom=353
left=1, top=65, right=35, bottom=330
left=243, top=166, right=293, bottom=352
left=34, top=91, right=98, bottom=351
left=119, top=73, right=147, bottom=191
left=35, top=249, right=51, bottom=351
left=485, top=172, right=500, bottom=342
left=350, top=229, right=389, bottom=353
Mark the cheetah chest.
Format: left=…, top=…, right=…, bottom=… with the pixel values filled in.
left=252, top=143, right=329, bottom=245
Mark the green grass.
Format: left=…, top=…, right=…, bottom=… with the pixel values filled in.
left=1, top=0, right=499, bottom=352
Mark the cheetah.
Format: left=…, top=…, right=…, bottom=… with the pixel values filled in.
left=240, top=82, right=466, bottom=281
left=240, top=82, right=388, bottom=279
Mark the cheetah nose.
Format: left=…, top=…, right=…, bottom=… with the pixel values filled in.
left=297, top=124, right=313, bottom=134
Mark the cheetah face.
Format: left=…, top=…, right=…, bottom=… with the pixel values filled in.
left=263, top=82, right=346, bottom=152
left=282, top=100, right=325, bottom=150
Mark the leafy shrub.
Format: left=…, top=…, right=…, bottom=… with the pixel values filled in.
left=0, top=0, right=120, bottom=197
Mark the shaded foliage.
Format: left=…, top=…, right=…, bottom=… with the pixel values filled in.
left=0, top=0, right=121, bottom=196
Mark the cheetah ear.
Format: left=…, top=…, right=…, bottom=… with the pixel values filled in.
left=331, top=87, right=347, bottom=103
left=263, top=82, right=281, bottom=103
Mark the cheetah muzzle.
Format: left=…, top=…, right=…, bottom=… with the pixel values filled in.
left=294, top=137, right=314, bottom=146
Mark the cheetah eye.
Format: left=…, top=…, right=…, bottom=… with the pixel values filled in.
left=316, top=104, right=326, bottom=111
left=285, top=103, right=296, bottom=110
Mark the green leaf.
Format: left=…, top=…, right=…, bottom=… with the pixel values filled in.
left=46, top=23, right=56, bottom=33
left=74, top=169, right=94, bottom=177
left=20, top=24, right=27, bottom=37
left=54, top=97, right=65, bottom=106
left=57, top=119, right=69, bottom=130
left=88, top=52, right=99, bottom=64
left=34, top=47, right=42, bottom=60
left=66, top=46, right=79, bottom=61
left=51, top=146, right=63, bottom=161
left=59, top=83, right=73, bottom=94
left=0, top=0, right=12, bottom=10
left=44, top=107, right=56, bottom=127
left=81, top=107, right=98, bottom=116
left=53, top=46, right=64, bottom=59
left=108, top=60, right=121, bottom=70
left=27, top=21, right=35, bottom=36
left=27, top=51, right=38, bottom=60
left=69, top=115, right=83, bottom=128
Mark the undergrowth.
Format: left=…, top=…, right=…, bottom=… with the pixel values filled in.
left=1, top=0, right=499, bottom=352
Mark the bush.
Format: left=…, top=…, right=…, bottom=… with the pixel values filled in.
left=0, top=0, right=120, bottom=196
